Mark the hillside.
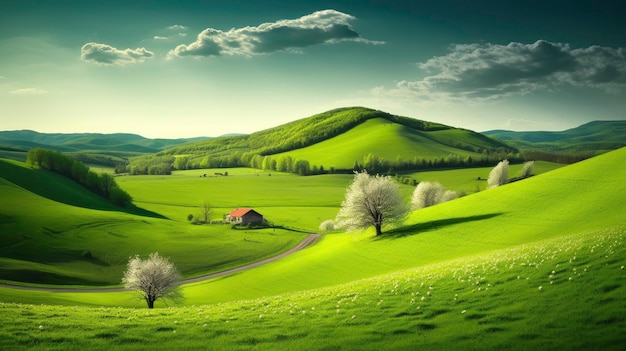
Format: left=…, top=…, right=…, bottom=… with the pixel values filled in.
left=483, top=120, right=626, bottom=154
left=152, top=107, right=516, bottom=172
left=0, top=159, right=305, bottom=286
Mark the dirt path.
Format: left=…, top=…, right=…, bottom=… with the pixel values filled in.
left=0, top=233, right=322, bottom=293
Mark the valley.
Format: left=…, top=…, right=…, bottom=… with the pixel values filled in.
left=0, top=108, right=624, bottom=350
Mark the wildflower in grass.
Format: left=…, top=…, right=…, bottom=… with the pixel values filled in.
left=538, top=286, right=543, bottom=291
left=351, top=315, right=356, bottom=319
left=421, top=296, right=426, bottom=301
left=461, top=310, right=467, bottom=314
left=38, top=325, right=44, bottom=331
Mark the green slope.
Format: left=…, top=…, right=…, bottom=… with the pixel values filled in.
left=179, top=147, right=626, bottom=303
left=1, top=226, right=623, bottom=350
left=0, top=160, right=304, bottom=286
left=273, top=118, right=503, bottom=169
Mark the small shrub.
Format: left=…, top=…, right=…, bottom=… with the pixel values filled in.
left=488, top=160, right=509, bottom=189
left=519, top=161, right=534, bottom=179
left=319, top=220, right=335, bottom=231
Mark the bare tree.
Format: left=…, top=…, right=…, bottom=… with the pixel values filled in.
left=122, top=252, right=183, bottom=309
left=488, top=160, right=509, bottom=188
left=335, top=171, right=407, bottom=236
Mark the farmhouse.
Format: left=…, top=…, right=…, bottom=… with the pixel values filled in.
left=226, top=208, right=264, bottom=225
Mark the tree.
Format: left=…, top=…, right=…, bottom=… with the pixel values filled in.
left=488, top=160, right=509, bottom=188
left=411, top=182, right=445, bottom=210
left=335, top=171, right=407, bottom=236
left=319, top=219, right=335, bottom=231
left=518, top=160, right=534, bottom=179
left=200, top=202, right=212, bottom=223
left=411, top=182, right=458, bottom=210
left=122, top=252, right=183, bottom=309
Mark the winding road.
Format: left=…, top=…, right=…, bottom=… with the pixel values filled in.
left=0, top=233, right=322, bottom=293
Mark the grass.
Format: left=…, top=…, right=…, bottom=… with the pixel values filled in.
left=0, top=147, right=624, bottom=349
left=405, top=161, right=563, bottom=193
left=273, top=118, right=483, bottom=169
left=0, top=160, right=305, bottom=286
left=0, top=226, right=623, bottom=350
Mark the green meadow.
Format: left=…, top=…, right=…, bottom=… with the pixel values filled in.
left=0, top=147, right=624, bottom=349
left=0, top=160, right=305, bottom=287
left=1, top=226, right=624, bottom=350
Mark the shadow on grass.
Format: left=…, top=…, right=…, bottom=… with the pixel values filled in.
left=376, top=213, right=505, bottom=240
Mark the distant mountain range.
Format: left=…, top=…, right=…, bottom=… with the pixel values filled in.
left=483, top=120, right=626, bottom=154
left=0, top=130, right=209, bottom=154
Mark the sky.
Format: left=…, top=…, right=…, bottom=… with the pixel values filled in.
left=1, top=0, right=625, bottom=138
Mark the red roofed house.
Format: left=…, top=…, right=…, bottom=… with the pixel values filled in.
left=226, top=208, right=264, bottom=225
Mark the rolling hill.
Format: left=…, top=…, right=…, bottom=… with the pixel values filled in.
left=0, top=159, right=305, bottom=286
left=483, top=120, right=626, bottom=154
left=154, top=107, right=517, bottom=172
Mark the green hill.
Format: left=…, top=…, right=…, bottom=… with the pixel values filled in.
left=273, top=117, right=509, bottom=170
left=483, top=120, right=626, bottom=154
left=155, top=107, right=516, bottom=172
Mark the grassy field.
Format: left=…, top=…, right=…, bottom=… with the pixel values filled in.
left=0, top=226, right=623, bottom=350
left=0, top=148, right=624, bottom=349
left=0, top=160, right=305, bottom=286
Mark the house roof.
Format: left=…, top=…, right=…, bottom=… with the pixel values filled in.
left=229, top=208, right=260, bottom=217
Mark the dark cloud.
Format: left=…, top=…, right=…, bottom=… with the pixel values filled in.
left=81, top=43, right=154, bottom=66
left=168, top=9, right=381, bottom=58
left=391, top=40, right=626, bottom=101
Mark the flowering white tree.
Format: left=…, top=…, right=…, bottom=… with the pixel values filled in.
left=319, top=219, right=336, bottom=231
left=411, top=181, right=458, bottom=210
left=335, top=171, right=407, bottom=236
left=518, top=160, right=534, bottom=179
left=487, top=160, right=509, bottom=188
left=122, top=252, right=183, bottom=309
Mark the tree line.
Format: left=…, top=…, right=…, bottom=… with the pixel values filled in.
left=126, top=148, right=525, bottom=176
left=27, top=148, right=132, bottom=207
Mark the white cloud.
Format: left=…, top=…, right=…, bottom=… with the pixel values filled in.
left=9, top=88, right=48, bottom=95
left=168, top=9, right=382, bottom=59
left=80, top=42, right=155, bottom=66
left=153, top=36, right=168, bottom=40
left=375, top=40, right=626, bottom=103
left=168, top=24, right=187, bottom=30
